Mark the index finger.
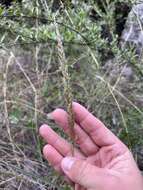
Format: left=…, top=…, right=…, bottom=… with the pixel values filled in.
left=72, top=102, right=124, bottom=147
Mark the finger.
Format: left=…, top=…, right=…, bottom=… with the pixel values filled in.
left=39, top=124, right=85, bottom=159
left=50, top=109, right=99, bottom=155
left=72, top=102, right=124, bottom=147
left=43, top=144, right=63, bottom=172
left=43, top=144, right=73, bottom=186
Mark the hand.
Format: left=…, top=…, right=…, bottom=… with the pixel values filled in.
left=39, top=102, right=143, bottom=190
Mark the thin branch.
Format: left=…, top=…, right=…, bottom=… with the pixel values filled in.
left=0, top=15, right=89, bottom=43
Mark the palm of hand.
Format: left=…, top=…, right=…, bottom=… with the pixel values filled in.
left=40, top=103, right=142, bottom=190
left=73, top=143, right=135, bottom=190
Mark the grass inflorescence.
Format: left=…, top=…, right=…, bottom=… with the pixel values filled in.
left=55, top=16, right=75, bottom=155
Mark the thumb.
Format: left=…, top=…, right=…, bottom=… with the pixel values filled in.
left=61, top=157, right=109, bottom=189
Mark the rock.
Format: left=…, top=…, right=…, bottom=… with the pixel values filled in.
left=103, top=59, right=134, bottom=82
left=121, top=2, right=143, bottom=55
left=122, top=66, right=134, bottom=80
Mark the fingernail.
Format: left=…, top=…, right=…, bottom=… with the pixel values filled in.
left=61, top=157, right=75, bottom=172
left=47, top=113, right=54, bottom=120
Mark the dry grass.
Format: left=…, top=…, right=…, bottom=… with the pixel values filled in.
left=0, top=47, right=71, bottom=190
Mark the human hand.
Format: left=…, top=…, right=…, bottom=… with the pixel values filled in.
left=39, top=102, right=143, bottom=190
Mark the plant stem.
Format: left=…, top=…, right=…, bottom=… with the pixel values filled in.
left=54, top=17, right=75, bottom=156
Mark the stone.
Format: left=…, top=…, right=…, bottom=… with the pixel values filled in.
left=121, top=2, right=143, bottom=55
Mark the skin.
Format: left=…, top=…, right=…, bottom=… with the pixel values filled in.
left=39, top=102, right=143, bottom=190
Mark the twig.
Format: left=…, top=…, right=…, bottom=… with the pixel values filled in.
left=34, top=0, right=44, bottom=164
left=0, top=15, right=89, bottom=43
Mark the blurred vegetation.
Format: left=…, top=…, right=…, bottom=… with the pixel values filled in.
left=0, top=0, right=143, bottom=189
